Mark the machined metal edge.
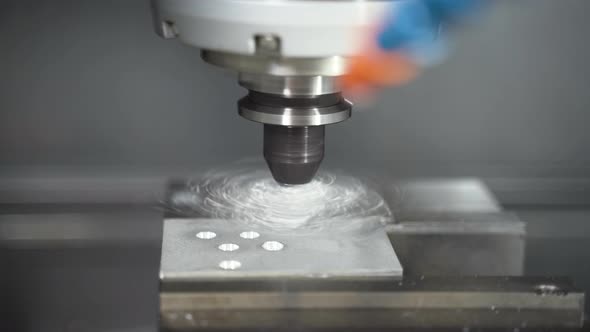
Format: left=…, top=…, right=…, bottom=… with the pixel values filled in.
left=202, top=50, right=348, bottom=76
left=239, top=73, right=341, bottom=96
left=159, top=276, right=585, bottom=329
left=239, top=96, right=351, bottom=126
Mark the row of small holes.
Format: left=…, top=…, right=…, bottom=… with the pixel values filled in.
left=195, top=231, right=284, bottom=270
left=196, top=231, right=283, bottom=251
left=195, top=231, right=262, bottom=240
left=216, top=240, right=284, bottom=252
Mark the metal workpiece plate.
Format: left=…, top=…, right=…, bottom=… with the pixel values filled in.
left=160, top=277, right=585, bottom=330
left=160, top=218, right=402, bottom=281
left=385, top=178, right=502, bottom=221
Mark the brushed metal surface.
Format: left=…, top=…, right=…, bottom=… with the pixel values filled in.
left=160, top=218, right=403, bottom=281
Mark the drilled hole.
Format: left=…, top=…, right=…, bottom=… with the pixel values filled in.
left=218, top=243, right=239, bottom=252
left=219, top=260, right=242, bottom=270
left=534, top=284, right=566, bottom=295
left=240, top=231, right=260, bottom=239
left=536, top=284, right=558, bottom=292
left=262, top=241, right=284, bottom=251
left=195, top=231, right=216, bottom=240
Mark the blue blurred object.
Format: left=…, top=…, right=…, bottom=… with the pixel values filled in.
left=377, top=0, right=482, bottom=54
left=377, top=1, right=437, bottom=51
left=426, top=0, right=484, bottom=20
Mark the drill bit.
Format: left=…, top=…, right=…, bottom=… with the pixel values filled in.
left=239, top=90, right=351, bottom=185
left=263, top=124, right=325, bottom=185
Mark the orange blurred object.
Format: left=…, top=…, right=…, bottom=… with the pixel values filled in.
left=341, top=50, right=420, bottom=98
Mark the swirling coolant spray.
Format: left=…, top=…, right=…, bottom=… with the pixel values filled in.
left=172, top=165, right=392, bottom=232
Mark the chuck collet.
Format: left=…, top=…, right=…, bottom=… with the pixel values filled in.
left=239, top=91, right=350, bottom=184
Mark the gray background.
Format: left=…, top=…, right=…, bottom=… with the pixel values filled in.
left=1, top=0, right=589, bottom=179
left=1, top=0, right=590, bottom=331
